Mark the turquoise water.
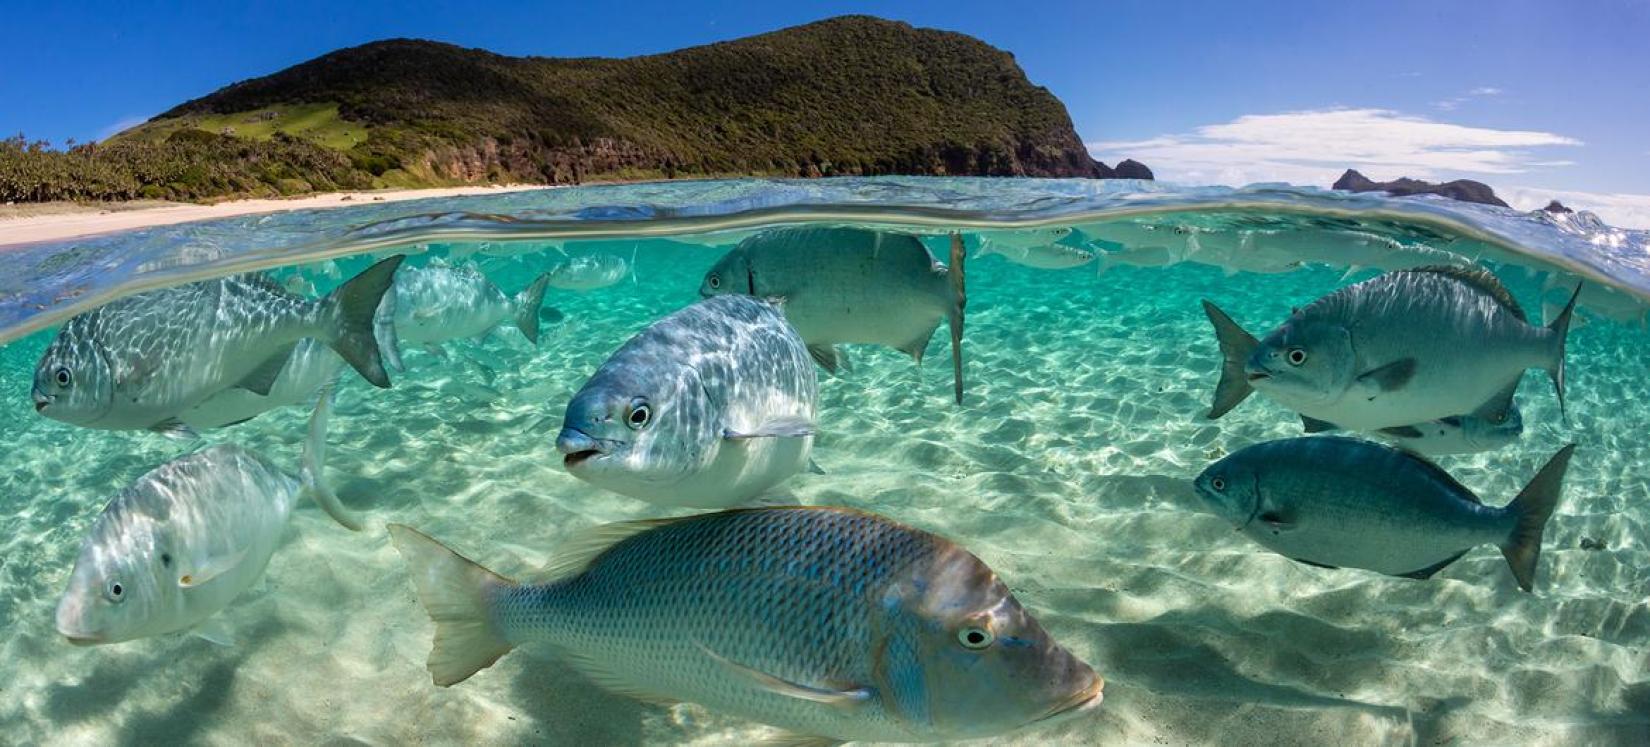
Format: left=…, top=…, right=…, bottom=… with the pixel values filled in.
left=2, top=178, right=1648, bottom=744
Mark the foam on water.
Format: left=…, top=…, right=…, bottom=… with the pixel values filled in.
left=1, top=178, right=1647, bottom=744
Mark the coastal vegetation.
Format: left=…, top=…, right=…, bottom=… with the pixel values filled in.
left=2, top=16, right=1143, bottom=204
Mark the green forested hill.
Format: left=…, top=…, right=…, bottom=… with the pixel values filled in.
left=2, top=16, right=1149, bottom=203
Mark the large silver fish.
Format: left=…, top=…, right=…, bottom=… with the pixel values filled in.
left=1194, top=437, right=1574, bottom=591
left=390, top=507, right=1103, bottom=743
left=556, top=295, right=818, bottom=508
left=32, top=256, right=402, bottom=436
left=55, top=391, right=356, bottom=646
left=377, top=263, right=550, bottom=369
left=1204, top=266, right=1580, bottom=432
left=700, top=227, right=967, bottom=404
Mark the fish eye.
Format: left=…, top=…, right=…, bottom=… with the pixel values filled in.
left=625, top=400, right=652, bottom=430
left=1210, top=476, right=1227, bottom=492
left=1286, top=348, right=1308, bottom=366
left=707, top=274, right=721, bottom=290
left=54, top=367, right=72, bottom=387
left=957, top=626, right=994, bottom=650
left=105, top=580, right=125, bottom=603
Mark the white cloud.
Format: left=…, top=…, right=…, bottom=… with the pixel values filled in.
left=1469, top=86, right=1504, bottom=96
left=1499, top=186, right=1650, bottom=229
left=1088, top=107, right=1582, bottom=187
left=1436, top=86, right=1505, bottom=111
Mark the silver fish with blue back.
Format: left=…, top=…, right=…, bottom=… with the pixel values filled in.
left=376, top=262, right=550, bottom=371
left=1193, top=436, right=1574, bottom=591
left=32, top=256, right=403, bottom=438
left=56, top=388, right=356, bottom=646
left=1203, top=265, right=1580, bottom=432
left=700, top=227, right=967, bottom=404
left=557, top=294, right=818, bottom=508
left=389, top=506, right=1103, bottom=744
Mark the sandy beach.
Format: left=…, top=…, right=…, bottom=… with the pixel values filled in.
left=0, top=184, right=551, bottom=247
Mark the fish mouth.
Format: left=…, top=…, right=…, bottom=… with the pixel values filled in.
left=1035, top=676, right=1105, bottom=723
left=1246, top=370, right=1272, bottom=382
left=61, top=632, right=104, bottom=647
left=34, top=400, right=47, bottom=412
left=556, top=428, right=609, bottom=469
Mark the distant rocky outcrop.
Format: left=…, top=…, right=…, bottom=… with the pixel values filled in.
left=1540, top=200, right=1573, bottom=214
left=1331, top=169, right=1509, bottom=208
left=1110, top=159, right=1155, bottom=180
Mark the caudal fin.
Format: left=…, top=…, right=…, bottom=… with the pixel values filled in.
left=1547, top=283, right=1581, bottom=421
left=1202, top=300, right=1259, bottom=419
left=948, top=232, right=967, bottom=406
left=388, top=524, right=517, bottom=686
left=374, top=282, right=404, bottom=374
left=1500, top=443, right=1575, bottom=592
left=299, top=384, right=360, bottom=530
left=513, top=273, right=551, bottom=344
left=322, top=256, right=404, bottom=388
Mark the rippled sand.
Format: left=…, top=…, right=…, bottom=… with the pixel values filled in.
left=1, top=240, right=1646, bottom=745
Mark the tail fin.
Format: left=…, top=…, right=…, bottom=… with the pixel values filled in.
left=971, top=238, right=996, bottom=260
left=1500, top=443, right=1575, bottom=592
left=1547, top=283, right=1581, bottom=421
left=322, top=256, right=404, bottom=388
left=388, top=524, right=517, bottom=686
left=948, top=232, right=967, bottom=406
left=1201, top=300, right=1259, bottom=419
left=513, top=273, right=551, bottom=344
left=299, top=384, right=360, bottom=530
left=374, top=281, right=404, bottom=373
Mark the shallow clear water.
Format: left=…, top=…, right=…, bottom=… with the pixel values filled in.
left=2, top=178, right=1648, bottom=744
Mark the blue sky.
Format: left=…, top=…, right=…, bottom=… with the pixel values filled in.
left=3, top=1, right=1647, bottom=222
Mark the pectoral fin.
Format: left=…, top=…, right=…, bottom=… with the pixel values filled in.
left=696, top=641, right=872, bottom=707
left=807, top=459, right=826, bottom=475
left=1379, top=425, right=1425, bottom=439
left=724, top=416, right=816, bottom=440
left=1355, top=358, right=1417, bottom=394
left=179, top=547, right=250, bottom=589
left=1258, top=510, right=1296, bottom=532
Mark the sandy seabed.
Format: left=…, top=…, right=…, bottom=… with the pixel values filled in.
left=0, top=240, right=1646, bottom=745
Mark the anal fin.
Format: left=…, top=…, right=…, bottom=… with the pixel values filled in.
left=806, top=344, right=845, bottom=374
left=1300, top=415, right=1338, bottom=433
left=235, top=343, right=296, bottom=396
left=1399, top=550, right=1468, bottom=580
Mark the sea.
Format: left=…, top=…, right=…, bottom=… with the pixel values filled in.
left=1, top=177, right=1646, bottom=745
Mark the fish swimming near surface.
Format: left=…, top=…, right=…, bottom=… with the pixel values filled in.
left=32, top=256, right=403, bottom=437
left=975, top=228, right=1095, bottom=270
left=545, top=251, right=633, bottom=291
left=375, top=262, right=550, bottom=370
left=1194, top=436, right=1575, bottom=591
left=700, top=226, right=967, bottom=404
left=55, top=390, right=357, bottom=646
left=180, top=339, right=344, bottom=430
left=389, top=507, right=1104, bottom=743
left=557, top=294, right=818, bottom=508
left=1203, top=265, right=1581, bottom=432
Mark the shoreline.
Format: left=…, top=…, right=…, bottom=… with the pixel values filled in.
left=0, top=184, right=552, bottom=247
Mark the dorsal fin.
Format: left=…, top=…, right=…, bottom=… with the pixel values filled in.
left=529, top=506, right=886, bottom=582
left=1393, top=448, right=1483, bottom=505
left=1404, top=265, right=1526, bottom=322
left=529, top=517, right=684, bottom=582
